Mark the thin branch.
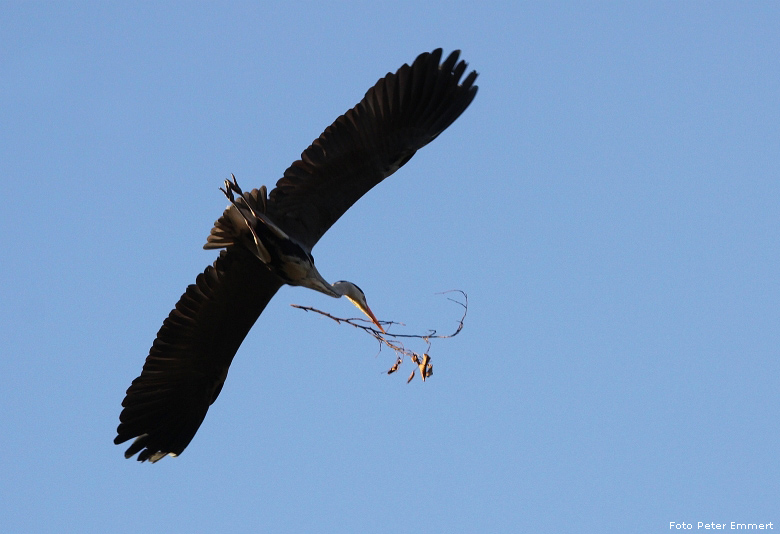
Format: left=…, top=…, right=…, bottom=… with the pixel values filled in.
left=291, top=290, right=467, bottom=383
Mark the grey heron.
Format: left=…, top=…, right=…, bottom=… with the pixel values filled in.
left=115, top=49, right=478, bottom=462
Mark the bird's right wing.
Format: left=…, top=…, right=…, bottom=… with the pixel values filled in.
left=267, top=49, right=479, bottom=249
left=114, top=247, right=283, bottom=462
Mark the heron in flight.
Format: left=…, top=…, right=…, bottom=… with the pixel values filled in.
left=115, top=49, right=478, bottom=462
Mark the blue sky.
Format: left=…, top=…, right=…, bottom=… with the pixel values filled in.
left=2, top=2, right=778, bottom=532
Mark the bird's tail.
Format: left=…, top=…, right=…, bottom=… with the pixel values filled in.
left=203, top=177, right=268, bottom=251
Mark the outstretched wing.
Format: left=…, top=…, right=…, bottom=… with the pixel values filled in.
left=268, top=49, right=478, bottom=249
left=116, top=49, right=478, bottom=462
left=115, top=248, right=283, bottom=462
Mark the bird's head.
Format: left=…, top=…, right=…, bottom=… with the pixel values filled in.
left=333, top=281, right=385, bottom=333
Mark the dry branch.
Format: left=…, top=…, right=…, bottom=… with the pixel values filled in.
left=291, top=290, right=468, bottom=383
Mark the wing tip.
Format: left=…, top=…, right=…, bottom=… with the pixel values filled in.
left=116, top=432, right=179, bottom=463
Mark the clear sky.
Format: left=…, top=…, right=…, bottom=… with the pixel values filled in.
left=1, top=2, right=778, bottom=532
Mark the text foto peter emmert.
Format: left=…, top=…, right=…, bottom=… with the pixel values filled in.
left=670, top=523, right=774, bottom=530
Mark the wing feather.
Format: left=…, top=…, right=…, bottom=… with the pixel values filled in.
left=115, top=248, right=282, bottom=461
left=116, top=49, right=478, bottom=462
left=268, top=49, right=478, bottom=248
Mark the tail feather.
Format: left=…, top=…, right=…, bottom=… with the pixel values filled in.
left=203, top=185, right=268, bottom=250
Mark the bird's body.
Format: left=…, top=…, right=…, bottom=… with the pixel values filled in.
left=115, top=49, right=478, bottom=462
left=219, top=176, right=384, bottom=326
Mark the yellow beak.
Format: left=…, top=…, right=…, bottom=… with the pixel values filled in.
left=346, top=296, right=385, bottom=333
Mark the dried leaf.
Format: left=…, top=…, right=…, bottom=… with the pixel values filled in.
left=387, top=357, right=402, bottom=375
left=291, top=291, right=468, bottom=386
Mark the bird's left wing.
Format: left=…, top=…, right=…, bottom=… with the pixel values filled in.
left=267, top=49, right=478, bottom=249
left=115, top=247, right=283, bottom=462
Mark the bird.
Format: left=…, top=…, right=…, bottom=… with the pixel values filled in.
left=115, top=49, right=478, bottom=462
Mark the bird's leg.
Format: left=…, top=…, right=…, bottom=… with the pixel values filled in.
left=219, top=179, right=237, bottom=207
left=220, top=177, right=260, bottom=235
left=219, top=176, right=270, bottom=262
left=220, top=181, right=246, bottom=221
left=221, top=174, right=264, bottom=221
left=221, top=176, right=291, bottom=244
